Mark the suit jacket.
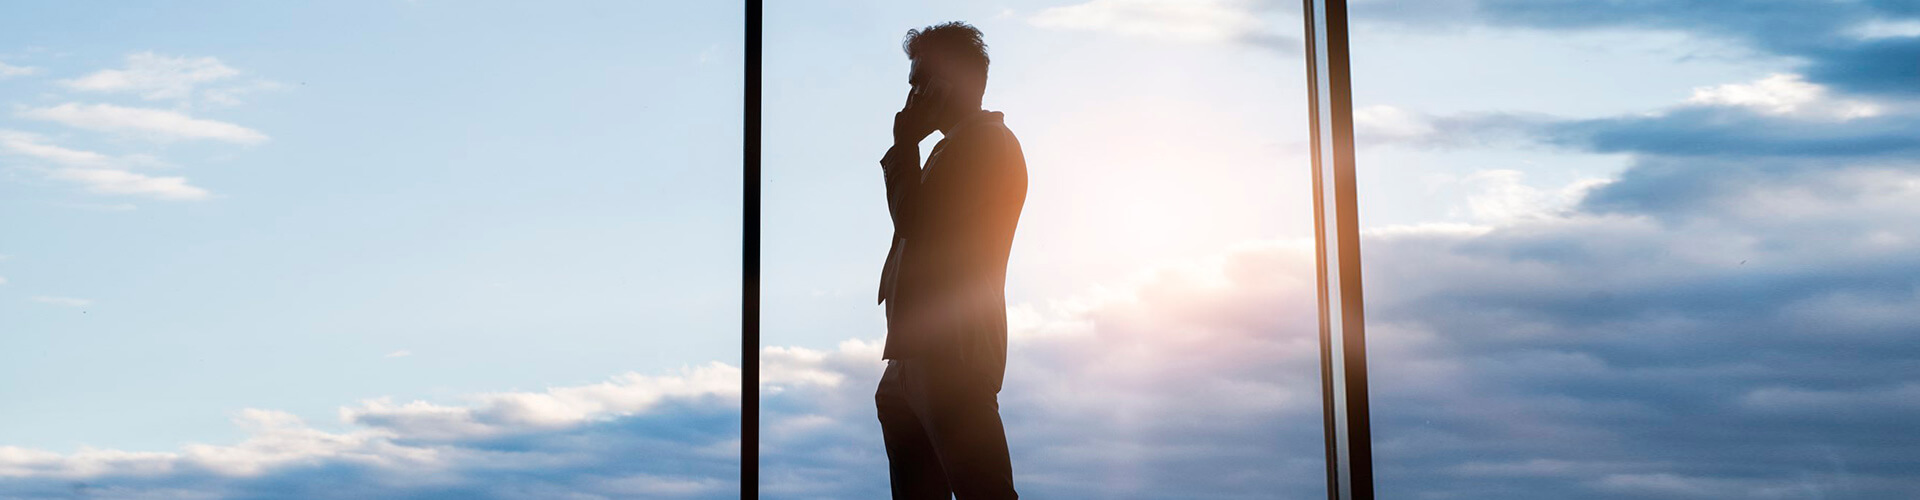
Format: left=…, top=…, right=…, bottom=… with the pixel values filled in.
left=876, top=109, right=1028, bottom=388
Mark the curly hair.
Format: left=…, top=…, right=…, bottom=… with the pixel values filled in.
left=902, top=21, right=990, bottom=89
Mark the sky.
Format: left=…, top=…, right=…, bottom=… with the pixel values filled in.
left=5, top=0, right=1920, bottom=498
left=0, top=0, right=743, bottom=459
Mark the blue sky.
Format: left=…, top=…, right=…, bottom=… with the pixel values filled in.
left=0, top=1, right=742, bottom=452
left=5, top=0, right=1920, bottom=498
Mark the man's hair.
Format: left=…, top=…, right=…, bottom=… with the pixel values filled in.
left=902, top=21, right=990, bottom=91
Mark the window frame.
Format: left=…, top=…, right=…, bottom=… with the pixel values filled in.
left=740, top=2, right=1378, bottom=497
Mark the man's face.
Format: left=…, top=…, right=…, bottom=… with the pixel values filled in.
left=907, top=57, right=954, bottom=124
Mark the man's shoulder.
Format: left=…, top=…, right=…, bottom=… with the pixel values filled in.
left=950, top=111, right=1021, bottom=153
left=950, top=110, right=1008, bottom=136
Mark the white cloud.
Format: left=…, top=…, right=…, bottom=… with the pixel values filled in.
left=1354, top=104, right=1436, bottom=141
left=0, top=131, right=204, bottom=201
left=64, top=52, right=240, bottom=101
left=0, top=276, right=8, bottom=285
left=0, top=130, right=168, bottom=169
left=0, top=364, right=741, bottom=497
left=1847, top=19, right=1920, bottom=40
left=1453, top=169, right=1608, bottom=225
left=0, top=59, right=39, bottom=79
left=0, top=409, right=434, bottom=480
left=341, top=362, right=739, bottom=440
left=31, top=296, right=91, bottom=307
left=761, top=340, right=880, bottom=392
left=385, top=350, right=412, bottom=358
left=186, top=409, right=434, bottom=478
left=2, top=112, right=226, bottom=204
left=1029, top=0, right=1293, bottom=48
left=0, top=131, right=113, bottom=167
left=46, top=167, right=210, bottom=201
left=1686, top=73, right=1881, bottom=120
left=19, top=103, right=268, bottom=144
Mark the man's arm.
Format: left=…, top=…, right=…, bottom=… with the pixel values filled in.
left=879, top=143, right=921, bottom=230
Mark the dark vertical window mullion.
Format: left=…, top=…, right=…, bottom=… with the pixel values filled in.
left=743, top=0, right=762, bottom=498
left=1303, top=0, right=1375, bottom=498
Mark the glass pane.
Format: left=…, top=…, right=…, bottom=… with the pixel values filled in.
left=764, top=2, right=1328, bottom=497
left=1350, top=1, right=1920, bottom=497
left=0, top=2, right=742, bottom=497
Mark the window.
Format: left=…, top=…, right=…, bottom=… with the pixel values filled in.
left=760, top=3, right=1326, bottom=497
left=0, top=3, right=743, bottom=497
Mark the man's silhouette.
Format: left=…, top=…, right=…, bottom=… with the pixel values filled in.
left=873, top=21, right=1027, bottom=500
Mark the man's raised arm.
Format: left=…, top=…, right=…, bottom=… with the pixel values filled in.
left=879, top=143, right=922, bottom=230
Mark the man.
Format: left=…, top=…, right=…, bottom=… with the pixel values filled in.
left=873, top=21, right=1028, bottom=500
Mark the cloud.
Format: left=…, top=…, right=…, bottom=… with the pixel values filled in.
left=31, top=296, right=91, bottom=307
left=1349, top=105, right=1549, bottom=150
left=1409, top=0, right=1920, bottom=98
left=0, top=276, right=8, bottom=285
left=18, top=103, right=268, bottom=144
left=1453, top=169, right=1608, bottom=224
left=0, top=364, right=742, bottom=499
left=64, top=52, right=240, bottom=102
left=1, top=54, right=274, bottom=203
left=342, top=362, right=739, bottom=440
left=1545, top=108, right=1920, bottom=160
left=45, top=167, right=210, bottom=201
left=3, top=151, right=1918, bottom=497
left=1847, top=18, right=1920, bottom=39
left=0, top=59, right=38, bottom=79
left=0, top=131, right=210, bottom=201
left=0, top=130, right=170, bottom=168
left=1358, top=72, right=1920, bottom=218
left=761, top=243, right=1330, bottom=498
left=1029, top=0, right=1299, bottom=51
left=1684, top=73, right=1882, bottom=120
left=1354, top=104, right=1437, bottom=141
left=752, top=180, right=1920, bottom=498
left=1556, top=106, right=1919, bottom=214
left=764, top=156, right=1920, bottom=497
left=0, top=130, right=118, bottom=168
left=385, top=350, right=413, bottom=358
left=1801, top=36, right=1920, bottom=97
left=1365, top=72, right=1904, bottom=152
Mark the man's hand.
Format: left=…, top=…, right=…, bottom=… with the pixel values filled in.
left=893, top=85, right=941, bottom=147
